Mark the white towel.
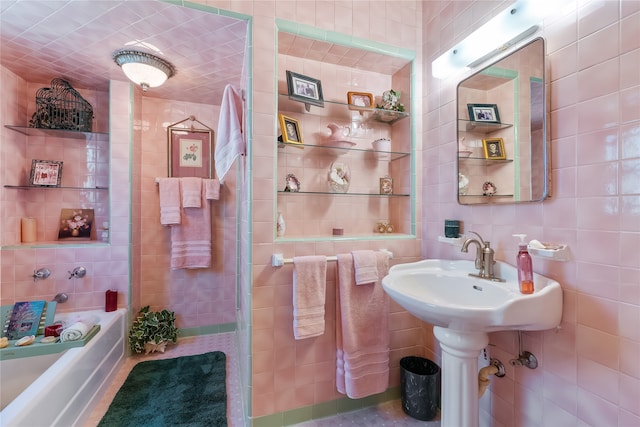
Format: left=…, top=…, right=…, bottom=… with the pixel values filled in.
left=158, top=178, right=181, bottom=225
left=352, top=250, right=379, bottom=285
left=60, top=322, right=92, bottom=342
left=292, top=256, right=327, bottom=339
left=180, top=177, right=202, bottom=208
left=215, top=84, right=244, bottom=183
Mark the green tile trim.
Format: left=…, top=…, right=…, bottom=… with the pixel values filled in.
left=251, top=387, right=400, bottom=426
left=177, top=322, right=236, bottom=338
left=275, top=19, right=415, bottom=61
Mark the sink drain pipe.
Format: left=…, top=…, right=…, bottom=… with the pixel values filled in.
left=478, top=358, right=505, bottom=398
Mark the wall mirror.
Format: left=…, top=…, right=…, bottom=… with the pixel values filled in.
left=457, top=37, right=549, bottom=204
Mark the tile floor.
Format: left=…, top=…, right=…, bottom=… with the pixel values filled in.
left=85, top=332, right=439, bottom=426
left=84, top=332, right=245, bottom=426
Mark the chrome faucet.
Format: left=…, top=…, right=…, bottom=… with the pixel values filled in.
left=461, top=232, right=504, bottom=282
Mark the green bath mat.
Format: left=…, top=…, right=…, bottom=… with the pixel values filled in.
left=98, top=351, right=227, bottom=427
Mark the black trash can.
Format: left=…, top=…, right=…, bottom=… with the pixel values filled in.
left=400, top=356, right=441, bottom=421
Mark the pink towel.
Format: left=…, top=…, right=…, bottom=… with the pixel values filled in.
left=336, top=252, right=390, bottom=398
left=292, top=256, right=327, bottom=340
left=204, top=178, right=220, bottom=200
left=352, top=250, right=378, bottom=285
left=171, top=184, right=211, bottom=269
left=158, top=178, right=181, bottom=225
left=215, top=84, right=244, bottom=183
left=180, top=177, right=202, bottom=208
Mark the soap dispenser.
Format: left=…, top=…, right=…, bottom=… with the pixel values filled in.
left=513, top=234, right=534, bottom=294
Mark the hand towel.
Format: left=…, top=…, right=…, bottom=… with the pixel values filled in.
left=215, top=84, right=245, bottom=183
left=292, top=256, right=327, bottom=339
left=351, top=250, right=378, bottom=285
left=171, top=184, right=212, bottom=269
left=60, top=321, right=92, bottom=342
left=204, top=178, right=221, bottom=200
left=180, top=177, right=202, bottom=208
left=335, top=252, right=390, bottom=399
left=158, top=178, right=181, bottom=225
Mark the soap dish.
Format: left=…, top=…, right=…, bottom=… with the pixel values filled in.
left=527, top=244, right=570, bottom=261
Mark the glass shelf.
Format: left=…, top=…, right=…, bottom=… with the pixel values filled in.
left=4, top=185, right=108, bottom=190
left=459, top=194, right=514, bottom=198
left=278, top=190, right=409, bottom=197
left=5, top=125, right=108, bottom=140
left=278, top=141, right=410, bottom=161
left=458, top=120, right=513, bottom=134
left=458, top=157, right=513, bottom=165
left=277, top=94, right=409, bottom=124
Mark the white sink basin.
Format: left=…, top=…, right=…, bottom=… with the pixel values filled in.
left=381, top=259, right=562, bottom=332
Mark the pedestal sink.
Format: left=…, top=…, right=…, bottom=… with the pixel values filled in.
left=381, top=259, right=562, bottom=427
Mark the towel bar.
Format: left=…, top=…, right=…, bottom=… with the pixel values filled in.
left=271, top=249, right=393, bottom=267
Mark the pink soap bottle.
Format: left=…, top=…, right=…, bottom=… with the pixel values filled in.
left=513, top=234, right=534, bottom=294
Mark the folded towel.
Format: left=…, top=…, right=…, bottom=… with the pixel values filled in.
left=352, top=250, right=378, bottom=285
left=180, top=177, right=202, bottom=208
left=204, top=178, right=220, bottom=200
left=171, top=184, right=212, bottom=269
left=215, top=84, right=245, bottom=183
left=158, top=178, right=181, bottom=225
left=336, top=252, right=390, bottom=399
left=292, top=256, right=327, bottom=339
left=60, top=322, right=92, bottom=342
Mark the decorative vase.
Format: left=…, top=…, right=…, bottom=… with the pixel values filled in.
left=71, top=228, right=79, bottom=237
left=276, top=212, right=286, bottom=237
left=327, top=161, right=351, bottom=193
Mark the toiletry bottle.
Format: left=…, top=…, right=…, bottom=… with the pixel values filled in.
left=513, top=234, right=534, bottom=294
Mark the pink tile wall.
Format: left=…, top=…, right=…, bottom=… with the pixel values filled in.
left=137, top=97, right=237, bottom=328
left=0, top=75, right=132, bottom=312
left=424, top=1, right=640, bottom=425
left=240, top=0, right=425, bottom=418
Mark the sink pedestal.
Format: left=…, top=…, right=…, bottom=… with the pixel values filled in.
left=433, top=326, right=489, bottom=427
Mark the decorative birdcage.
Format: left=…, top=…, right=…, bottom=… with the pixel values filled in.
left=29, top=78, right=94, bottom=132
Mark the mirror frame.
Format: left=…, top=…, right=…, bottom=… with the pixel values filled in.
left=456, top=37, right=550, bottom=205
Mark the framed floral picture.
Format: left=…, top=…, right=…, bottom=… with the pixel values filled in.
left=167, top=127, right=214, bottom=178
left=58, top=208, right=94, bottom=239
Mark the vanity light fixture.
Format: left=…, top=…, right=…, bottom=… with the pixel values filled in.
left=113, top=49, right=176, bottom=91
left=432, top=0, right=547, bottom=79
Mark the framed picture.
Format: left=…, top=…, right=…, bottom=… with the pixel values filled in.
left=467, top=103, right=501, bottom=123
left=347, top=91, right=374, bottom=110
left=30, top=160, right=63, bottom=187
left=278, top=114, right=303, bottom=145
left=380, top=176, right=393, bottom=195
left=58, top=208, right=94, bottom=240
left=482, top=138, right=506, bottom=160
left=286, top=70, right=324, bottom=108
left=168, top=127, right=213, bottom=178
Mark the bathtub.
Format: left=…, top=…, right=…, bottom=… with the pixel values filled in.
left=0, top=308, right=126, bottom=427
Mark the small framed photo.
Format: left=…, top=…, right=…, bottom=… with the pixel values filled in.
left=278, top=114, right=303, bottom=145
left=467, top=103, right=501, bottom=123
left=482, top=138, right=506, bottom=160
left=380, top=176, right=393, bottom=195
left=284, top=174, right=300, bottom=192
left=286, top=70, right=324, bottom=108
left=30, top=160, right=63, bottom=187
left=347, top=91, right=374, bottom=110
left=168, top=127, right=213, bottom=178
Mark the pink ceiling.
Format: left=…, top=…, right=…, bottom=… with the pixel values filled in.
left=0, top=0, right=248, bottom=106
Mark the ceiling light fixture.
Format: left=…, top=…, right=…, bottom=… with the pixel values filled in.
left=113, top=49, right=176, bottom=92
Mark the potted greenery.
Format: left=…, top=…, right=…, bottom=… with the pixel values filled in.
left=128, top=306, right=178, bottom=354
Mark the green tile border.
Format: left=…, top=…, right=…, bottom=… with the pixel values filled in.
left=177, top=322, right=236, bottom=338
left=251, top=387, right=400, bottom=427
